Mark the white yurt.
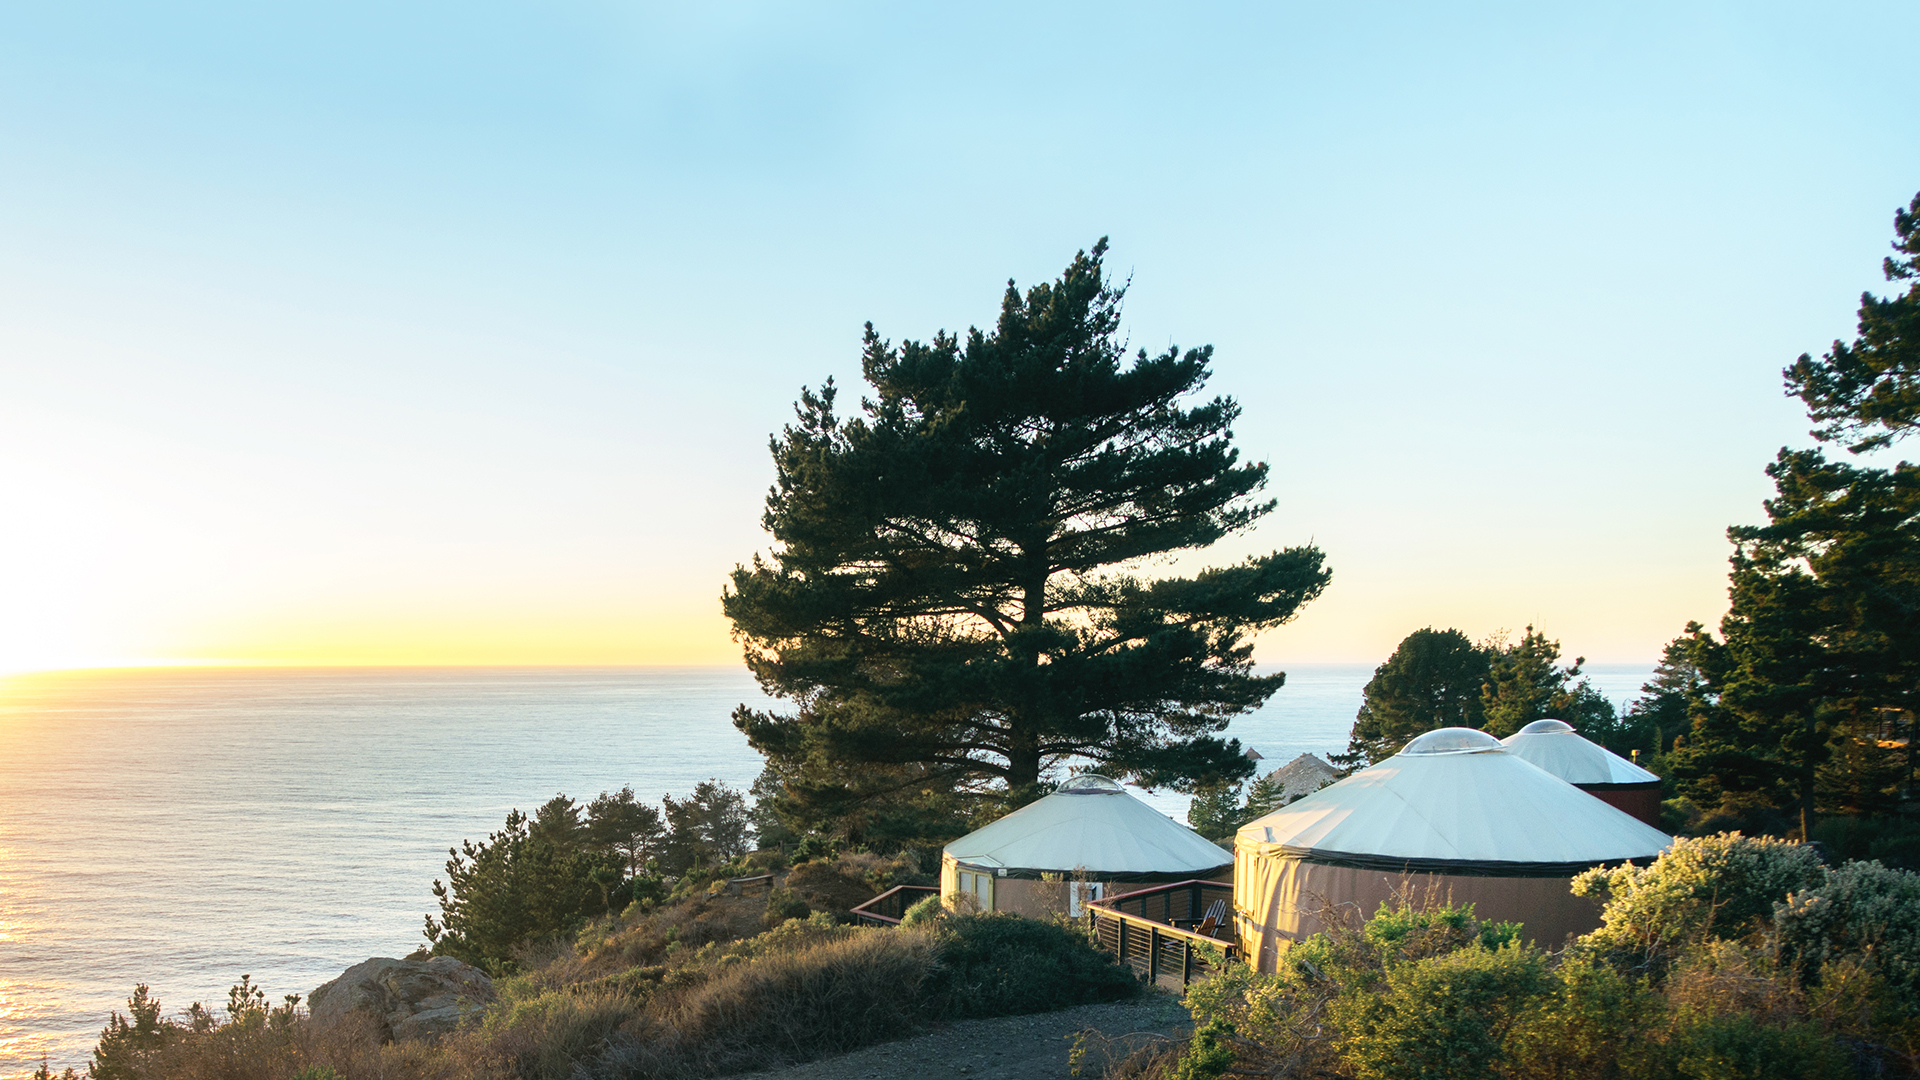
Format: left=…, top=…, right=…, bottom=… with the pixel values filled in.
left=942, top=774, right=1233, bottom=918
left=1501, top=719, right=1665, bottom=828
left=1235, top=728, right=1671, bottom=971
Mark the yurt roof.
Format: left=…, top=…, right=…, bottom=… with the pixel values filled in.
left=1500, top=719, right=1659, bottom=785
left=1269, top=753, right=1338, bottom=802
left=944, top=774, right=1232, bottom=877
left=1236, top=728, right=1670, bottom=875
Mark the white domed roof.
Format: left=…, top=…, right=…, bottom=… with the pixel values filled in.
left=1238, top=737, right=1670, bottom=871
left=946, top=776, right=1231, bottom=875
left=1501, top=720, right=1659, bottom=785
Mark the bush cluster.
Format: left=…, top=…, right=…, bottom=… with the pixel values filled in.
left=1163, top=834, right=1920, bottom=1080
left=72, top=897, right=1135, bottom=1080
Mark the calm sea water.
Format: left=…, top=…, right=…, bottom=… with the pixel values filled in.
left=0, top=662, right=1652, bottom=1077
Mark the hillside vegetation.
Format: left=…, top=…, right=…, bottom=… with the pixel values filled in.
left=66, top=890, right=1137, bottom=1080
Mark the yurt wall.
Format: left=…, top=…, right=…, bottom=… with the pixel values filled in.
left=1584, top=784, right=1664, bottom=829
left=1232, top=847, right=1604, bottom=971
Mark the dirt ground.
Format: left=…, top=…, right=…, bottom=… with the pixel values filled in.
left=749, top=994, right=1192, bottom=1080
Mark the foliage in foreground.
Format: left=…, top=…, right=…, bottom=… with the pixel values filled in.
left=1161, top=835, right=1920, bottom=1080
left=77, top=901, right=1135, bottom=1080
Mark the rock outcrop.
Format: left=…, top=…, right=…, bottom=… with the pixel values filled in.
left=308, top=955, right=494, bottom=1041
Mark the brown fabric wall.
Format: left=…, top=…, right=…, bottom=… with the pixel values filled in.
left=1234, top=846, right=1604, bottom=973
left=1583, top=784, right=1664, bottom=829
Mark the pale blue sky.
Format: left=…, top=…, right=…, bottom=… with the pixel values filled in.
left=1, top=2, right=1915, bottom=669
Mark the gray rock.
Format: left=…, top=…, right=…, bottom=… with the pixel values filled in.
left=309, top=955, right=494, bottom=1041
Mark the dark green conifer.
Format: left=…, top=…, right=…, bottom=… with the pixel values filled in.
left=1337, top=627, right=1491, bottom=767
left=724, top=240, right=1330, bottom=839
left=1787, top=191, right=1920, bottom=453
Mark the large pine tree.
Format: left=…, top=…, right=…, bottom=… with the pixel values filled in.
left=1673, top=191, right=1920, bottom=835
left=724, top=241, right=1330, bottom=838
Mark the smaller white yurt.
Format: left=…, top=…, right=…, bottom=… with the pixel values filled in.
left=1501, top=719, right=1664, bottom=828
left=1236, top=728, right=1671, bottom=971
left=942, top=774, right=1233, bottom=918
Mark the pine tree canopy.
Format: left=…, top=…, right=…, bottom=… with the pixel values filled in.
left=1672, top=192, right=1920, bottom=835
left=1787, top=191, right=1920, bottom=453
left=1337, top=627, right=1490, bottom=768
left=723, top=240, right=1330, bottom=834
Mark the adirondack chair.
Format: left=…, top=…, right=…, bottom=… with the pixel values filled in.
left=1175, top=899, right=1229, bottom=938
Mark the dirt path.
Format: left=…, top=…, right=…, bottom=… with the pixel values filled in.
left=750, top=995, right=1191, bottom=1080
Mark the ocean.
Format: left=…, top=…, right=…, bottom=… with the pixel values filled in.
left=0, top=662, right=1654, bottom=1076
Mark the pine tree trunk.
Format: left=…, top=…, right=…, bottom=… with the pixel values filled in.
left=1009, top=734, right=1041, bottom=790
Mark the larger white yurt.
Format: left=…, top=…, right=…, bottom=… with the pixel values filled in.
left=1235, top=728, right=1670, bottom=971
left=1501, top=719, right=1664, bottom=828
left=942, top=774, right=1233, bottom=918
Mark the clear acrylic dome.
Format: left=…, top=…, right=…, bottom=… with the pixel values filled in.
left=1401, top=727, right=1504, bottom=755
left=1518, top=719, right=1575, bottom=735
left=1057, top=773, right=1124, bottom=794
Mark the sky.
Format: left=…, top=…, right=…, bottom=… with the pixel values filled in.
left=0, top=2, right=1916, bottom=673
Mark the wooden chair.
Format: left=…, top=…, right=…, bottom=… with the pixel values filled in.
left=1175, top=899, right=1229, bottom=938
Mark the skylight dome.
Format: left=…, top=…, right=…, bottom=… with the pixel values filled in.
left=1057, top=773, right=1124, bottom=794
left=1401, top=727, right=1503, bottom=755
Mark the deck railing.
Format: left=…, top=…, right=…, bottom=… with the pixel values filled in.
left=1086, top=879, right=1236, bottom=990
left=849, top=884, right=941, bottom=926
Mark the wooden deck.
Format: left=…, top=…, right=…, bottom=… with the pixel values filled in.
left=1087, top=879, right=1236, bottom=990
left=849, top=884, right=941, bottom=926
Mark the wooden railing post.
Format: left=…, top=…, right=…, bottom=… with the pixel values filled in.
left=1117, top=917, right=1128, bottom=971
left=1182, top=938, right=1192, bottom=985
left=1148, top=926, right=1159, bottom=984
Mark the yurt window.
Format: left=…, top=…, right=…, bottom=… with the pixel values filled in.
left=955, top=869, right=994, bottom=911
left=1068, top=881, right=1103, bottom=917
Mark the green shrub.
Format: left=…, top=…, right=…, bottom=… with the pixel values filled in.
left=1505, top=954, right=1663, bottom=1079
left=762, top=886, right=812, bottom=928
left=1179, top=899, right=1518, bottom=1080
left=1333, top=943, right=1553, bottom=1080
left=1572, top=833, right=1827, bottom=972
left=900, top=893, right=943, bottom=928
left=924, top=912, right=1138, bottom=1018
left=1774, top=858, right=1920, bottom=1003
left=1657, top=1009, right=1850, bottom=1080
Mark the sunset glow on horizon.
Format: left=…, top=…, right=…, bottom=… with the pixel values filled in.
left=3, top=4, right=1917, bottom=677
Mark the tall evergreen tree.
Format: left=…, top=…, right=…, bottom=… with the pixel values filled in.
left=1625, top=621, right=1722, bottom=755
left=724, top=240, right=1331, bottom=838
left=1675, top=192, right=1920, bottom=835
left=1786, top=190, right=1920, bottom=453
left=1693, top=450, right=1920, bottom=834
left=1479, top=626, right=1621, bottom=741
left=1336, top=627, right=1491, bottom=767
